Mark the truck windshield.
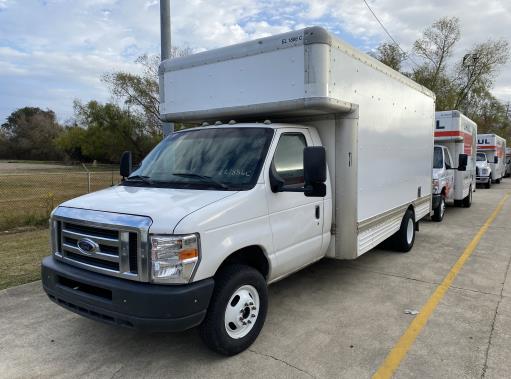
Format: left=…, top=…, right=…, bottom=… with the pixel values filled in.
left=123, top=127, right=274, bottom=191
left=477, top=153, right=486, bottom=162
left=433, top=147, right=443, bottom=169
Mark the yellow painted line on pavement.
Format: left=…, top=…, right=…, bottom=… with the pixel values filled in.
left=373, top=192, right=510, bottom=379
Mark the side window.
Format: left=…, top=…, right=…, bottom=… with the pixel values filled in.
left=444, top=149, right=452, bottom=169
left=273, top=133, right=307, bottom=186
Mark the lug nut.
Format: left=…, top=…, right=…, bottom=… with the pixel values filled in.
left=251, top=306, right=256, bottom=310
left=242, top=321, right=247, bottom=325
left=247, top=320, right=252, bottom=324
left=249, top=302, right=254, bottom=306
left=251, top=314, right=256, bottom=318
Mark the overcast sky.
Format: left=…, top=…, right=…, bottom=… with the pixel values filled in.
left=1, top=0, right=510, bottom=123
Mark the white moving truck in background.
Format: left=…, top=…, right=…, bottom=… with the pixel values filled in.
left=477, top=133, right=507, bottom=184
left=42, top=27, right=435, bottom=355
left=431, top=111, right=475, bottom=221
left=476, top=152, right=493, bottom=188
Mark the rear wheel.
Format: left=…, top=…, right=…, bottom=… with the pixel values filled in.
left=432, top=196, right=445, bottom=222
left=496, top=178, right=501, bottom=184
left=199, top=264, right=268, bottom=356
left=462, top=186, right=472, bottom=208
left=389, top=208, right=415, bottom=252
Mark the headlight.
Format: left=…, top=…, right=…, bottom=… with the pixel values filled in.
left=432, top=179, right=440, bottom=194
left=150, top=234, right=200, bottom=283
left=481, top=168, right=489, bottom=175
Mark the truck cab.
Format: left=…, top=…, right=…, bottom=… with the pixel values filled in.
left=476, top=152, right=492, bottom=188
left=432, top=145, right=455, bottom=221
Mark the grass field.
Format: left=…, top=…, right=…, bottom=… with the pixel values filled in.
left=0, top=228, right=49, bottom=290
left=0, top=161, right=120, bottom=231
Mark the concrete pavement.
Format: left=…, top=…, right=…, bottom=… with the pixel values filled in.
left=1, top=181, right=511, bottom=378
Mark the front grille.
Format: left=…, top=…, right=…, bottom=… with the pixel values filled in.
left=51, top=207, right=151, bottom=282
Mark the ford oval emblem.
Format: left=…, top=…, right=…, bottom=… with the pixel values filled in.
left=77, top=238, right=99, bottom=255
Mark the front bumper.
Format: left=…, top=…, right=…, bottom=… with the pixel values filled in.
left=41, top=256, right=214, bottom=332
left=476, top=176, right=490, bottom=184
left=432, top=193, right=442, bottom=209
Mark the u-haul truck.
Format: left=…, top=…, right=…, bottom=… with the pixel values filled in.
left=432, top=111, right=475, bottom=221
left=42, top=26, right=435, bottom=355
left=477, top=134, right=507, bottom=183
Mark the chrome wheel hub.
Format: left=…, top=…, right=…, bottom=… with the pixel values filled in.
left=224, top=285, right=259, bottom=339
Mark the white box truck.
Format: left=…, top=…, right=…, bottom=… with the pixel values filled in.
left=42, top=27, right=435, bottom=355
left=431, top=111, right=475, bottom=221
left=477, top=133, right=507, bottom=184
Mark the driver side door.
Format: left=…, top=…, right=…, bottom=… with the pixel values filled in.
left=265, top=129, right=324, bottom=279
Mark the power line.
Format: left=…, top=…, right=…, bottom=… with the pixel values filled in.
left=361, top=0, right=420, bottom=69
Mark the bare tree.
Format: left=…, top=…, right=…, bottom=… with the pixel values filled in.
left=413, top=17, right=461, bottom=92
left=453, top=39, right=510, bottom=111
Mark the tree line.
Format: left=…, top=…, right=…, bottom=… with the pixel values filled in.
left=0, top=19, right=509, bottom=163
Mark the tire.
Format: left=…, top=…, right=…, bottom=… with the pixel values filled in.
left=389, top=208, right=415, bottom=252
left=199, top=264, right=268, bottom=356
left=432, top=196, right=445, bottom=222
left=496, top=178, right=501, bottom=184
left=462, top=186, right=472, bottom=208
left=485, top=180, right=491, bottom=189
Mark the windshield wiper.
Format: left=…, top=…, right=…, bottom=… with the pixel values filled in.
left=124, top=175, right=153, bottom=185
left=172, top=172, right=230, bottom=189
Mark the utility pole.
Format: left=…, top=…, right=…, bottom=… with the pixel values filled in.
left=160, top=0, right=174, bottom=136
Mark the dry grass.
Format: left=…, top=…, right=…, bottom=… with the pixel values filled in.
left=0, top=170, right=119, bottom=230
left=0, top=228, right=50, bottom=290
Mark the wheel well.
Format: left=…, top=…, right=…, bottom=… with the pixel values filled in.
left=216, top=246, right=270, bottom=279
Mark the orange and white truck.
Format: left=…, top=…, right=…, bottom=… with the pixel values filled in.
left=432, top=111, right=475, bottom=221
left=477, top=133, right=507, bottom=184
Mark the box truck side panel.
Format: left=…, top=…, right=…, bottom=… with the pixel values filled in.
left=328, top=46, right=435, bottom=225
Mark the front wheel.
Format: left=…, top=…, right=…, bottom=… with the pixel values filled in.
left=432, top=196, right=445, bottom=222
left=389, top=208, right=415, bottom=252
left=485, top=180, right=491, bottom=189
left=199, top=264, right=268, bottom=356
left=463, top=186, right=472, bottom=208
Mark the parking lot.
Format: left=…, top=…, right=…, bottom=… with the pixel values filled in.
left=1, top=181, right=510, bottom=378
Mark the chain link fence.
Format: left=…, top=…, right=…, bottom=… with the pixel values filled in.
left=0, top=166, right=120, bottom=230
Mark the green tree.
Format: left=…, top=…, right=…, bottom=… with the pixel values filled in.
left=0, top=107, right=63, bottom=160
left=102, top=47, right=193, bottom=135
left=57, top=101, right=159, bottom=163
left=370, top=42, right=406, bottom=71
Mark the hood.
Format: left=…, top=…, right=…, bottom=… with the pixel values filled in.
left=59, top=185, right=237, bottom=233
left=476, top=161, right=488, bottom=168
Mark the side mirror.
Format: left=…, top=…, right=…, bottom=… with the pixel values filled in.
left=458, top=154, right=468, bottom=171
left=494, top=156, right=499, bottom=164
left=304, top=146, right=327, bottom=197
left=120, top=151, right=132, bottom=178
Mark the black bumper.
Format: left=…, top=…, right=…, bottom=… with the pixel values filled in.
left=432, top=193, right=442, bottom=209
left=41, top=256, right=214, bottom=332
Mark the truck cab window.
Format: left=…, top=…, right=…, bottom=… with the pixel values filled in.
left=433, top=146, right=443, bottom=169
left=273, top=133, right=307, bottom=186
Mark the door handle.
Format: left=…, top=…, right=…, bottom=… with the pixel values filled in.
left=315, top=205, right=320, bottom=219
